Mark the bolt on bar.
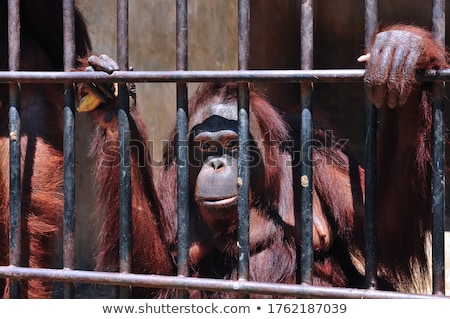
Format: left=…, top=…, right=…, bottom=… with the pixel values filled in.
left=7, top=0, right=21, bottom=299
left=299, top=0, right=314, bottom=286
left=237, top=0, right=251, bottom=297
left=176, top=0, right=190, bottom=299
left=431, top=0, right=446, bottom=295
left=62, top=0, right=76, bottom=299
left=117, top=0, right=132, bottom=299
left=364, top=0, right=378, bottom=290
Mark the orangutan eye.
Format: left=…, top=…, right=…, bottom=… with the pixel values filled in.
left=225, top=139, right=238, bottom=150
left=201, top=142, right=212, bottom=151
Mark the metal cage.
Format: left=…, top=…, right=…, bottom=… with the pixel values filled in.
left=0, top=0, right=447, bottom=299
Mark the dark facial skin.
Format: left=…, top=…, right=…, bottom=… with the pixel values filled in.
left=189, top=112, right=264, bottom=235
left=193, top=135, right=238, bottom=231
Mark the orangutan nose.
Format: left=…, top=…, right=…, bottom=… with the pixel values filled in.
left=208, top=158, right=225, bottom=170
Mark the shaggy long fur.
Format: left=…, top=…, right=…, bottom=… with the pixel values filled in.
left=86, top=25, right=447, bottom=297
left=0, top=0, right=90, bottom=298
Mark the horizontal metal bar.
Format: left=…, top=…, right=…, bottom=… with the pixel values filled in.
left=0, top=69, right=450, bottom=83
left=0, top=69, right=447, bottom=84
left=0, top=266, right=446, bottom=299
left=0, top=69, right=365, bottom=83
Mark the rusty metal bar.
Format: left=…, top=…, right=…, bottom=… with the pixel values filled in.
left=117, top=0, right=132, bottom=299
left=238, top=0, right=250, bottom=71
left=299, top=0, right=314, bottom=286
left=117, top=0, right=129, bottom=72
left=62, top=0, right=76, bottom=299
left=0, top=69, right=365, bottom=83
left=176, top=0, right=190, bottom=299
left=237, top=79, right=250, bottom=284
left=431, top=0, right=446, bottom=295
left=0, top=266, right=446, bottom=299
left=237, top=0, right=251, bottom=298
left=63, top=0, right=76, bottom=70
left=364, top=0, right=378, bottom=290
left=7, top=0, right=21, bottom=299
left=6, top=68, right=450, bottom=83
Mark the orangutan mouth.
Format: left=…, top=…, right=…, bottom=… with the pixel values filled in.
left=201, top=195, right=238, bottom=208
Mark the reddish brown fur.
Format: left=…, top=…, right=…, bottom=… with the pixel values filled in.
left=0, top=1, right=442, bottom=299
left=84, top=24, right=447, bottom=297
left=157, top=83, right=297, bottom=298
left=370, top=25, right=449, bottom=291
left=302, top=25, right=449, bottom=292
left=308, top=25, right=449, bottom=292
left=154, top=25, right=447, bottom=295
left=0, top=0, right=90, bottom=298
left=86, top=93, right=175, bottom=298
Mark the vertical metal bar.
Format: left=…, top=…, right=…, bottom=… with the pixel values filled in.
left=117, top=0, right=129, bottom=72
left=299, top=0, right=313, bottom=285
left=238, top=0, right=250, bottom=71
left=431, top=0, right=446, bottom=295
left=7, top=0, right=21, bottom=299
left=237, top=0, right=250, bottom=292
left=62, top=0, right=76, bottom=299
left=117, top=0, right=132, bottom=299
left=364, top=0, right=378, bottom=290
left=176, top=0, right=190, bottom=299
